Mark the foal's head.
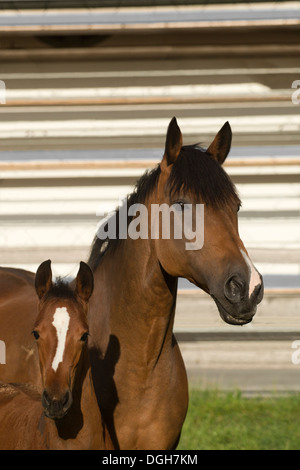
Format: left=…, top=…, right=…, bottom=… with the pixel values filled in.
left=33, top=260, right=94, bottom=420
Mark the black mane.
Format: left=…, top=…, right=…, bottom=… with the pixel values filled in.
left=88, top=165, right=161, bottom=271
left=88, top=146, right=240, bottom=271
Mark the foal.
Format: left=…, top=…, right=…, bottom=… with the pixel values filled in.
left=0, top=260, right=113, bottom=450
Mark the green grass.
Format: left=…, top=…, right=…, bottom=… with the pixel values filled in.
left=177, top=389, right=300, bottom=450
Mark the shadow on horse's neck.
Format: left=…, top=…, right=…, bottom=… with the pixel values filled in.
left=89, top=231, right=181, bottom=449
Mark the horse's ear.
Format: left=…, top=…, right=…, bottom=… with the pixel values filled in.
left=161, top=117, right=182, bottom=169
left=35, top=259, right=53, bottom=299
left=75, top=262, right=94, bottom=302
left=206, top=121, right=232, bottom=164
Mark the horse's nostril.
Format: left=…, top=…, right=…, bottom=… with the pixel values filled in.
left=224, top=276, right=245, bottom=304
left=229, top=279, right=239, bottom=297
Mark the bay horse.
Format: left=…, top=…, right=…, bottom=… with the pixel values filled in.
left=0, top=260, right=113, bottom=450
left=0, top=118, right=263, bottom=449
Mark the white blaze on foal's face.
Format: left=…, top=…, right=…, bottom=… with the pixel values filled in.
left=240, top=250, right=261, bottom=298
left=51, top=306, right=70, bottom=372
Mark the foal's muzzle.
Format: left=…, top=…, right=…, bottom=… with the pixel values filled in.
left=42, top=389, right=73, bottom=420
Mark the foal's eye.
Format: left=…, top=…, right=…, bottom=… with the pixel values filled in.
left=32, top=330, right=40, bottom=340
left=80, top=332, right=89, bottom=342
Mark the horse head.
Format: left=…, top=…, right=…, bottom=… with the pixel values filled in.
left=33, top=260, right=94, bottom=419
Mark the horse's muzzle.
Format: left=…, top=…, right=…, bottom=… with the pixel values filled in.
left=212, top=275, right=264, bottom=326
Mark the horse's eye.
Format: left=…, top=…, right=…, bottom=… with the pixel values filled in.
left=173, top=201, right=185, bottom=211
left=32, top=330, right=40, bottom=340
left=80, top=332, right=89, bottom=342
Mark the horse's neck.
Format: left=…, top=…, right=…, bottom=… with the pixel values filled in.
left=44, top=350, right=105, bottom=449
left=92, top=238, right=178, bottom=364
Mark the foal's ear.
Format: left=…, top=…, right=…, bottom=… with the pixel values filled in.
left=161, top=117, right=182, bottom=170
left=206, top=121, right=232, bottom=165
left=35, top=259, right=53, bottom=299
left=75, top=262, right=94, bottom=302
